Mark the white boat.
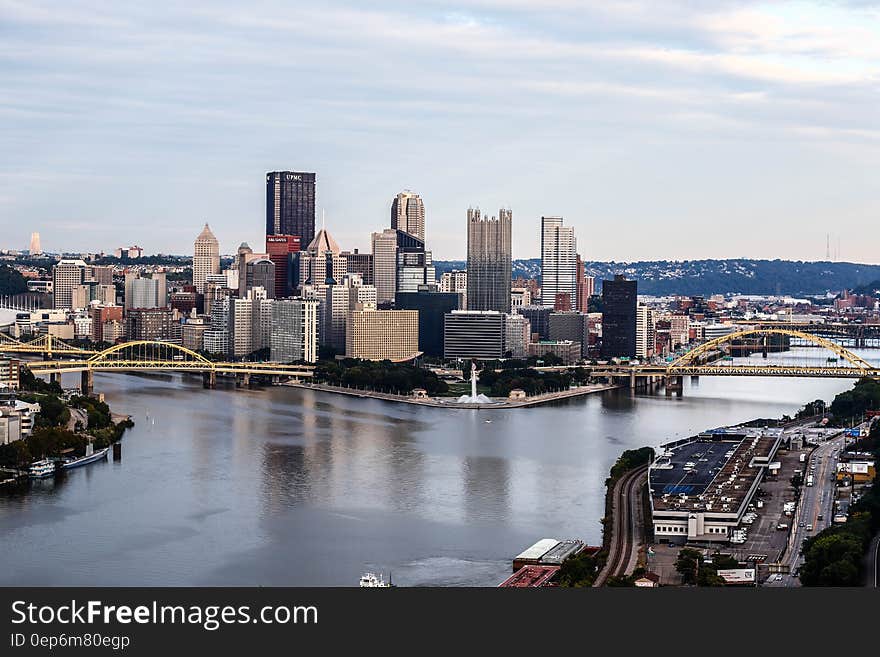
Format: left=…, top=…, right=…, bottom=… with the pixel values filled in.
left=29, top=459, right=56, bottom=478
left=61, top=445, right=110, bottom=470
left=359, top=572, right=391, bottom=588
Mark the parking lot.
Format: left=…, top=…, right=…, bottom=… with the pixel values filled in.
left=724, top=443, right=803, bottom=566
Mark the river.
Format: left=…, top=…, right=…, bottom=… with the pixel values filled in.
left=1, top=347, right=878, bottom=586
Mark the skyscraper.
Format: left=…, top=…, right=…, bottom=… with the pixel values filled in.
left=266, top=234, right=301, bottom=298
left=193, top=223, right=220, bottom=294
left=52, top=259, right=87, bottom=309
left=245, top=259, right=276, bottom=299
left=298, top=227, right=346, bottom=289
left=29, top=232, right=41, bottom=255
left=540, top=216, right=577, bottom=309
left=270, top=298, right=319, bottom=363
left=391, top=190, right=425, bottom=241
left=466, top=207, right=512, bottom=313
left=396, top=288, right=460, bottom=356
left=395, top=232, right=435, bottom=296
left=266, top=171, right=316, bottom=247
left=371, top=228, right=398, bottom=305
left=601, top=274, right=637, bottom=359
left=636, top=303, right=656, bottom=359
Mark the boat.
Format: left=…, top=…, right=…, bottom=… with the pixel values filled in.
left=359, top=572, right=392, bottom=588
left=29, top=459, right=56, bottom=478
left=61, top=445, right=110, bottom=470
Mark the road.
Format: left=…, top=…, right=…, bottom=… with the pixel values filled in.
left=594, top=465, right=648, bottom=586
left=766, top=423, right=868, bottom=587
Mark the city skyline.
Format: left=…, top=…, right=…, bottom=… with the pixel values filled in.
left=2, top=2, right=878, bottom=262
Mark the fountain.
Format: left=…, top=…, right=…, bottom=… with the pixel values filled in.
left=456, top=362, right=494, bottom=404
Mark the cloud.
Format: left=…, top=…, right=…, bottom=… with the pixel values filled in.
left=0, top=1, right=878, bottom=261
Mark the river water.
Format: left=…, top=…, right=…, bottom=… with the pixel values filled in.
left=1, top=348, right=878, bottom=587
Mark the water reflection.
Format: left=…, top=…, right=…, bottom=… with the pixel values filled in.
left=0, top=348, right=873, bottom=586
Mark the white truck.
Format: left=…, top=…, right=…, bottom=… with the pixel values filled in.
left=806, top=475, right=814, bottom=487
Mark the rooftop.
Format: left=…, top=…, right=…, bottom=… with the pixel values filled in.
left=650, top=429, right=780, bottom=514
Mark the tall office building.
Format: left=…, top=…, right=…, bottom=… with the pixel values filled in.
left=72, top=283, right=115, bottom=310
left=193, top=223, right=220, bottom=294
left=124, top=271, right=166, bottom=310
left=270, top=298, right=319, bottom=363
left=266, top=234, right=301, bottom=298
left=298, top=228, right=346, bottom=288
left=396, top=233, right=435, bottom=296
left=516, top=305, right=552, bottom=340
left=541, top=216, right=577, bottom=309
left=575, top=255, right=590, bottom=313
left=636, top=304, right=656, bottom=359
left=466, top=207, right=512, bottom=313
left=125, top=308, right=175, bottom=342
left=266, top=171, right=316, bottom=247
left=439, top=270, right=468, bottom=310
left=396, top=288, right=460, bottom=356
left=245, top=258, right=276, bottom=299
left=601, top=274, right=638, bottom=359
left=371, top=228, right=399, bottom=305
left=549, top=311, right=588, bottom=358
left=504, top=313, right=531, bottom=359
left=341, top=249, right=373, bottom=286
left=391, top=190, right=425, bottom=241
left=29, top=232, right=41, bottom=255
left=346, top=309, right=419, bottom=361
left=52, top=259, right=87, bottom=309
left=443, top=310, right=506, bottom=360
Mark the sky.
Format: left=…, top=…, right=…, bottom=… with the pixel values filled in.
left=1, top=1, right=878, bottom=261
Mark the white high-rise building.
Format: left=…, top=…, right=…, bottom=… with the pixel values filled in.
left=52, top=259, right=87, bottom=309
left=540, top=216, right=577, bottom=308
left=636, top=303, right=656, bottom=359
left=193, top=223, right=220, bottom=294
left=439, top=270, right=468, bottom=310
left=204, top=295, right=231, bottom=356
left=371, top=228, right=398, bottom=305
left=270, top=298, right=319, bottom=363
left=504, top=313, right=531, bottom=358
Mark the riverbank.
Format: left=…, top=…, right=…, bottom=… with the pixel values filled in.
left=280, top=380, right=621, bottom=408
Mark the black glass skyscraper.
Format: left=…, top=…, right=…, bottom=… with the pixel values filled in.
left=600, top=274, right=637, bottom=359
left=266, top=171, right=316, bottom=247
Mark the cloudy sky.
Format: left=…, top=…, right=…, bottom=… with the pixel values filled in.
left=1, top=1, right=878, bottom=261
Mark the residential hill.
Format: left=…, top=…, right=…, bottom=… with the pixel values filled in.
left=433, top=259, right=880, bottom=296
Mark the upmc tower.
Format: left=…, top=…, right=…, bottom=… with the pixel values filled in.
left=266, top=171, right=316, bottom=247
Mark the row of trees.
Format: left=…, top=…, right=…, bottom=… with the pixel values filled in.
left=476, top=367, right=573, bottom=397
left=0, top=427, right=86, bottom=468
left=829, top=377, right=880, bottom=424
left=675, top=549, right=743, bottom=586
left=314, top=359, right=449, bottom=395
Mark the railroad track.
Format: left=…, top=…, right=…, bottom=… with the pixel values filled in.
left=594, top=464, right=648, bottom=586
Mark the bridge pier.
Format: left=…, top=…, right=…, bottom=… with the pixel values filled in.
left=237, top=373, right=251, bottom=388
left=665, top=375, right=683, bottom=397
left=49, top=372, right=58, bottom=386
left=203, top=371, right=216, bottom=389
left=80, top=369, right=93, bottom=395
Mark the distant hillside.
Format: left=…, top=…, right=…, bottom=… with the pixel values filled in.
left=433, top=259, right=880, bottom=296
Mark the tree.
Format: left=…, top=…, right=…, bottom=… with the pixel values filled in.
left=675, top=548, right=700, bottom=585
left=0, top=265, right=27, bottom=296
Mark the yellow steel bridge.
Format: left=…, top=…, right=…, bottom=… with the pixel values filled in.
left=14, top=340, right=313, bottom=391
